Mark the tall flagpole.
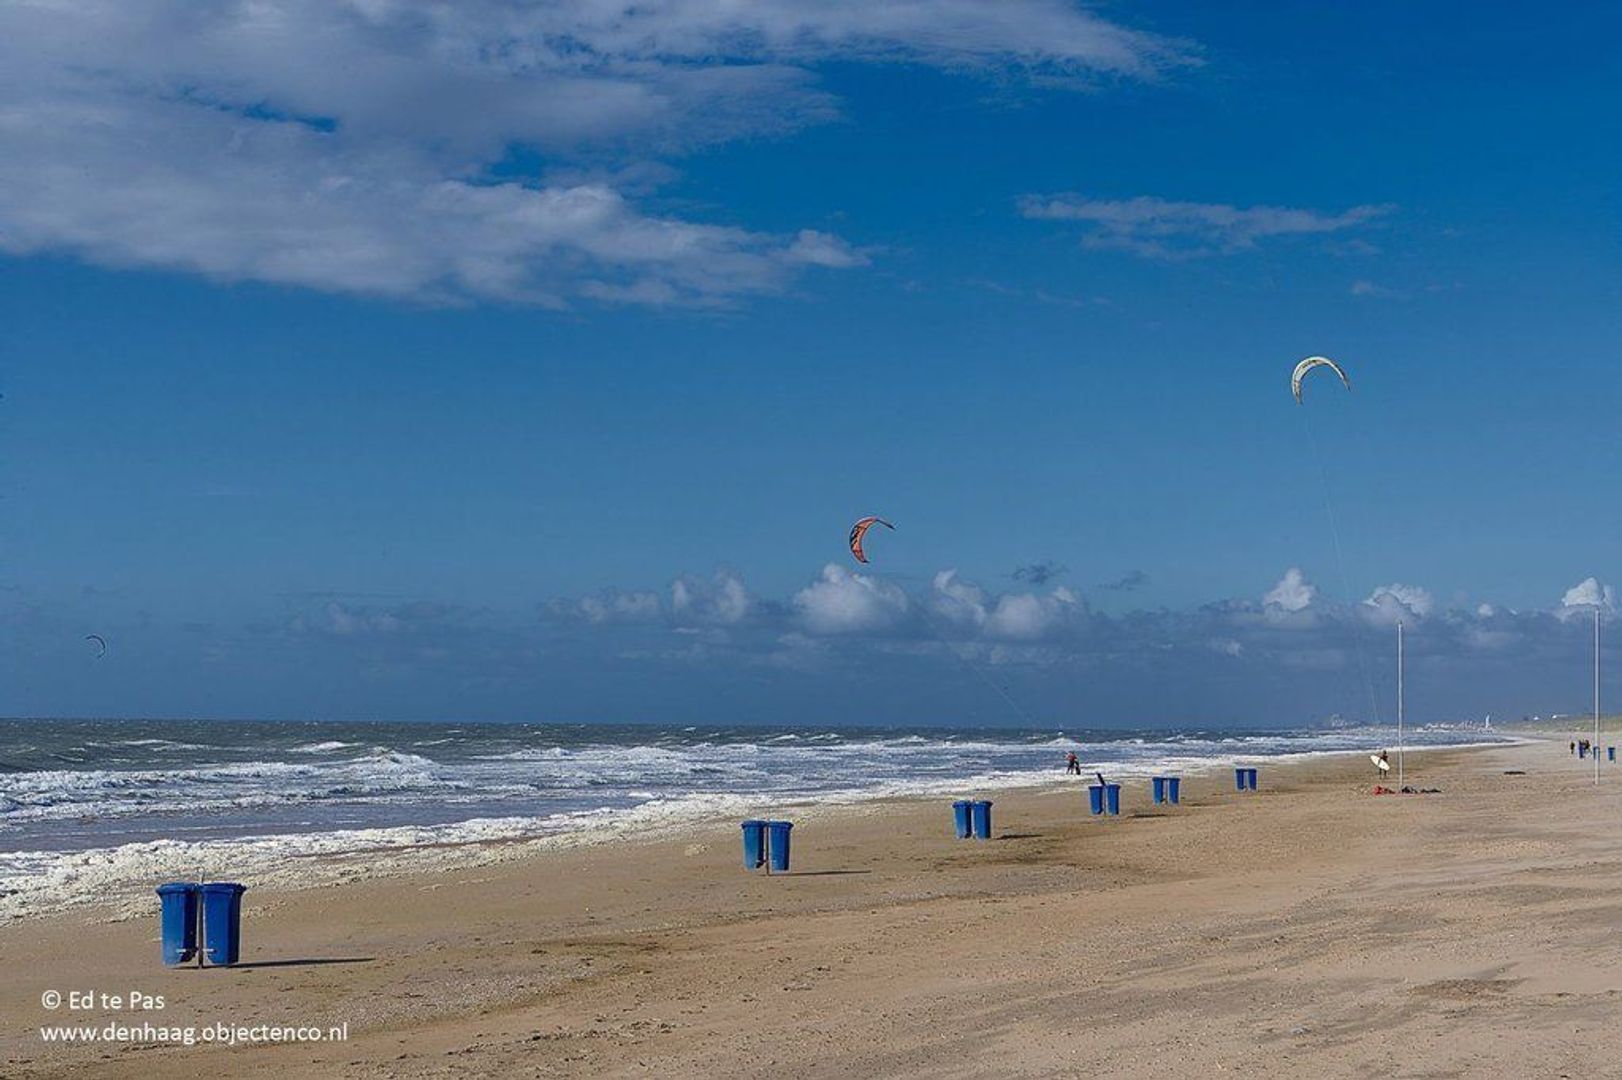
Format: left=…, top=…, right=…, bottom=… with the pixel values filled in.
left=1397, top=620, right=1404, bottom=790
left=1595, top=608, right=1601, bottom=787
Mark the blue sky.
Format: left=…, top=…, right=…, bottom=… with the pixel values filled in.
left=2, top=1, right=1619, bottom=726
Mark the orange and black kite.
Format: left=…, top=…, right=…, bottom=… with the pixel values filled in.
left=848, top=516, right=895, bottom=564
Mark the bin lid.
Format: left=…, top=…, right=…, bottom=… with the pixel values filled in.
left=156, top=882, right=197, bottom=895
left=199, top=882, right=248, bottom=895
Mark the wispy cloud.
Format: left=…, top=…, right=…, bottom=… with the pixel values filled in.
left=1349, top=279, right=1401, bottom=298
left=0, top=1, right=1186, bottom=306
left=1099, top=569, right=1149, bottom=592
left=1017, top=194, right=1390, bottom=258
left=1012, top=560, right=1067, bottom=586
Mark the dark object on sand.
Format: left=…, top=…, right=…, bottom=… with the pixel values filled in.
left=1502, top=770, right=1526, bottom=775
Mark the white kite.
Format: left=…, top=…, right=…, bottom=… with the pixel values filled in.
left=1290, top=356, right=1351, bottom=404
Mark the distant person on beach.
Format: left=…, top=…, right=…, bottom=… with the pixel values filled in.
left=1065, top=752, right=1082, bottom=775
left=1571, top=741, right=1577, bottom=755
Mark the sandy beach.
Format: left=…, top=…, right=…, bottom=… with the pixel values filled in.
left=4, top=737, right=1620, bottom=1078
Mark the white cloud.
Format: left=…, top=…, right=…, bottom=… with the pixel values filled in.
left=1560, top=577, right=1615, bottom=617
left=1263, top=567, right=1316, bottom=613
left=986, top=590, right=1075, bottom=640
left=930, top=569, right=989, bottom=628
left=929, top=570, right=1079, bottom=640
left=1364, top=583, right=1435, bottom=623
left=568, top=589, right=662, bottom=624
left=671, top=570, right=752, bottom=625
left=0, top=0, right=1180, bottom=305
left=1017, top=194, right=1389, bottom=258
left=289, top=599, right=464, bottom=636
left=794, top=564, right=909, bottom=634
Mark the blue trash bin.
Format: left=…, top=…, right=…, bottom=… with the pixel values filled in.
left=1611, top=748, right=1616, bottom=763
left=1088, top=785, right=1105, bottom=815
left=156, top=882, right=198, bottom=966
left=741, top=820, right=767, bottom=869
left=952, top=800, right=973, bottom=839
left=766, top=821, right=793, bottom=872
left=1104, top=784, right=1121, bottom=815
left=200, top=882, right=247, bottom=966
left=971, top=800, right=993, bottom=839
left=1235, top=767, right=1247, bottom=791
left=1246, top=768, right=1259, bottom=790
left=1167, top=777, right=1182, bottom=804
left=1152, top=777, right=1167, bottom=805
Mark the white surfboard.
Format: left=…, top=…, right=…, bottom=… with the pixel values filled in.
left=1370, top=754, right=1390, bottom=772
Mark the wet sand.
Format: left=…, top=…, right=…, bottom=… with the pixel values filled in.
left=5, top=738, right=1620, bottom=1078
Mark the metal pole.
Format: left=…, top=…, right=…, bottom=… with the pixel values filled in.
left=1595, top=608, right=1601, bottom=786
left=1397, top=620, right=1404, bottom=790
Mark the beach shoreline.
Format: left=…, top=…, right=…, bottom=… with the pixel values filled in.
left=0, top=731, right=1520, bottom=925
left=9, top=736, right=1622, bottom=1077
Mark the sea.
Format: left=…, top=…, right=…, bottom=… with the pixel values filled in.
left=0, top=718, right=1516, bottom=919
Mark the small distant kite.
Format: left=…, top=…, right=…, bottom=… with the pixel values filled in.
left=84, top=634, right=106, bottom=659
left=848, top=516, right=895, bottom=564
left=1291, top=356, right=1351, bottom=404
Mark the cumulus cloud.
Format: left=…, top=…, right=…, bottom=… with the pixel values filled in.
left=0, top=0, right=1183, bottom=305
left=929, top=570, right=1080, bottom=640
left=1017, top=194, right=1390, bottom=258
left=536, top=562, right=1622, bottom=699
left=1263, top=568, right=1316, bottom=613
left=671, top=569, right=753, bottom=625
left=547, top=569, right=755, bottom=625
left=1364, top=583, right=1435, bottom=623
left=986, top=588, right=1080, bottom=640
left=1560, top=577, right=1615, bottom=616
left=794, top=564, right=910, bottom=635
left=247, top=562, right=1622, bottom=726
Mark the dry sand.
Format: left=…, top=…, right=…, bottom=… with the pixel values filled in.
left=4, top=738, right=1621, bottom=1078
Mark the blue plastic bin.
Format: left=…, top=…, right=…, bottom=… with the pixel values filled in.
left=200, top=882, right=246, bottom=966
left=156, top=882, right=198, bottom=966
left=1167, top=777, right=1181, bottom=804
left=952, top=800, right=973, bottom=839
left=1088, top=785, right=1105, bottom=815
left=1151, top=777, right=1166, bottom=804
left=1104, top=784, right=1121, bottom=815
left=1611, top=748, right=1616, bottom=763
left=970, top=800, right=993, bottom=840
left=1246, top=768, right=1259, bottom=790
left=766, top=821, right=793, bottom=872
left=741, top=820, right=767, bottom=869
left=1235, top=767, right=1247, bottom=790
